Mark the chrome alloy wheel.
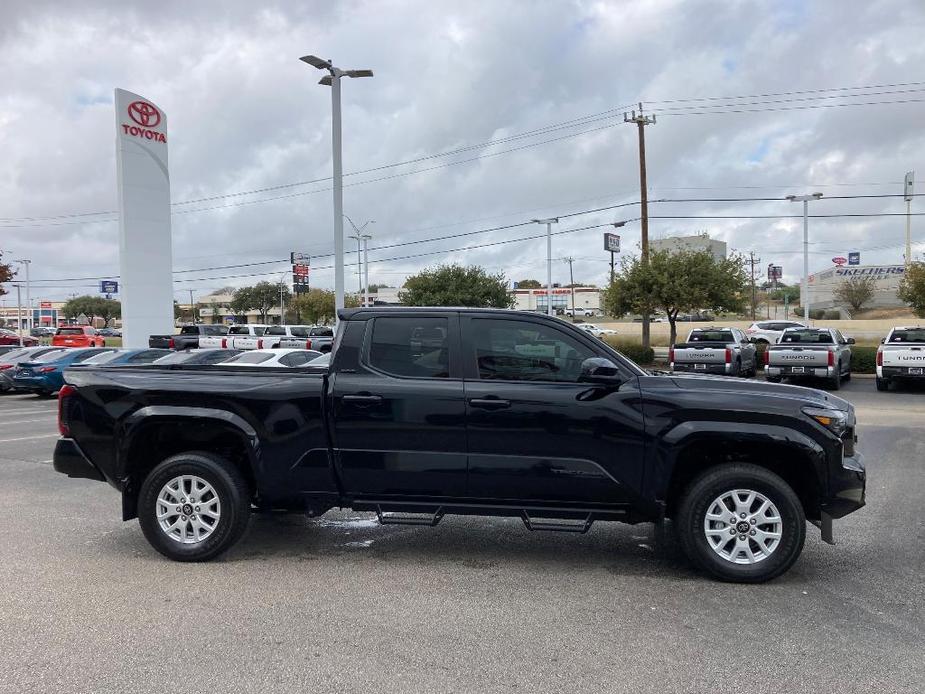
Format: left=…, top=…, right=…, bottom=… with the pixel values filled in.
left=156, top=475, right=222, bottom=544
left=703, top=489, right=782, bottom=565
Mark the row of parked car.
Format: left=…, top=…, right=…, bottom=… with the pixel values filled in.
left=0, top=345, right=330, bottom=396
left=148, top=324, right=335, bottom=352
left=669, top=324, right=925, bottom=392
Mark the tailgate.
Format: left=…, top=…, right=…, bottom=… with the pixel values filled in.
left=673, top=344, right=728, bottom=364
left=148, top=336, right=172, bottom=348
left=881, top=346, right=925, bottom=368
left=279, top=337, right=310, bottom=349
left=197, top=336, right=226, bottom=349
left=231, top=337, right=261, bottom=350
left=768, top=347, right=830, bottom=366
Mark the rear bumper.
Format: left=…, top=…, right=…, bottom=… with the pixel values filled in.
left=766, top=365, right=834, bottom=378
left=53, top=438, right=106, bottom=482
left=878, top=366, right=925, bottom=379
left=671, top=363, right=730, bottom=375
left=12, top=374, right=59, bottom=392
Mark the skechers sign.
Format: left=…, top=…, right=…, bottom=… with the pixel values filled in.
left=120, top=101, right=167, bottom=143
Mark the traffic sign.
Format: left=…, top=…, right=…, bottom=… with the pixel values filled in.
left=832, top=257, right=847, bottom=266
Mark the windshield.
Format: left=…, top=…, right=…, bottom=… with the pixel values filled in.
left=308, top=353, right=330, bottom=366
left=780, top=330, right=834, bottom=344
left=688, top=331, right=735, bottom=342
left=228, top=326, right=251, bottom=335
left=56, top=328, right=86, bottom=335
left=81, top=351, right=125, bottom=365
left=310, top=327, right=334, bottom=337
left=33, top=349, right=71, bottom=363
left=889, top=329, right=925, bottom=343
left=225, top=352, right=274, bottom=364
left=288, top=326, right=311, bottom=337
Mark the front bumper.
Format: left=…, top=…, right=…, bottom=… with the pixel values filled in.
left=53, top=438, right=105, bottom=482
left=823, top=451, right=866, bottom=519
left=766, top=365, right=834, bottom=378
left=671, top=363, right=730, bottom=375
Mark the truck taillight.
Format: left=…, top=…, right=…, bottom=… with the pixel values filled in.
left=306, top=339, right=313, bottom=350
left=763, top=349, right=769, bottom=366
left=827, top=350, right=835, bottom=367
left=725, top=348, right=732, bottom=363
left=257, top=339, right=264, bottom=349
left=58, top=384, right=76, bottom=437
left=668, top=347, right=674, bottom=363
left=876, top=349, right=883, bottom=366
left=221, top=338, right=227, bottom=348
left=168, top=337, right=175, bottom=349
left=0, top=364, right=12, bottom=371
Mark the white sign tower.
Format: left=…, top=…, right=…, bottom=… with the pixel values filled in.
left=114, top=88, right=174, bottom=347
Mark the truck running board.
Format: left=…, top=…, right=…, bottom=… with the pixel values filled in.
left=376, top=505, right=444, bottom=527
left=521, top=510, right=594, bottom=534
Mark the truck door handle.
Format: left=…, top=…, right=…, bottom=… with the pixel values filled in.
left=342, top=394, right=382, bottom=405
left=469, top=397, right=511, bottom=410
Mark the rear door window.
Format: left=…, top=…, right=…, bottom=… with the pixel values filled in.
left=688, top=331, right=734, bottom=342
left=368, top=317, right=449, bottom=378
left=890, top=329, right=925, bottom=342
left=57, top=328, right=84, bottom=336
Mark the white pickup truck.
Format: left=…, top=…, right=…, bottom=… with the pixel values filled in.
left=876, top=326, right=925, bottom=391
left=198, top=324, right=270, bottom=350
left=278, top=325, right=335, bottom=352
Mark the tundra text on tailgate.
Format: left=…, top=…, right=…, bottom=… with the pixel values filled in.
left=53, top=308, right=866, bottom=583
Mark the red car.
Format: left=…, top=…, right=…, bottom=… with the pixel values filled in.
left=52, top=326, right=106, bottom=348
left=0, top=329, right=38, bottom=347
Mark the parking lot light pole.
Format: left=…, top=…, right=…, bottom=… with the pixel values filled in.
left=300, top=55, right=373, bottom=323
left=533, top=218, right=559, bottom=316
left=345, top=216, right=375, bottom=301
left=15, top=259, right=31, bottom=331
left=786, top=193, right=823, bottom=325
left=362, top=235, right=371, bottom=307
left=14, top=284, right=23, bottom=346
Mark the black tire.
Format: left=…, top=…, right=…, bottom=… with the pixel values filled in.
left=733, top=359, right=741, bottom=377
left=677, top=463, right=806, bottom=583
left=876, top=377, right=890, bottom=392
left=138, top=452, right=251, bottom=562
left=843, top=370, right=851, bottom=382
left=829, top=365, right=841, bottom=391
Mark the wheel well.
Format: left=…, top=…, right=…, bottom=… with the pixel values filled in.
left=121, top=420, right=256, bottom=518
left=664, top=440, right=822, bottom=521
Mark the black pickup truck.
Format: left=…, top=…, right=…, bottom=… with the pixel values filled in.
left=53, top=308, right=866, bottom=583
left=149, top=324, right=228, bottom=350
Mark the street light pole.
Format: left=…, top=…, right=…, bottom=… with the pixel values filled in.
left=14, top=284, right=23, bottom=347
left=533, top=218, right=558, bottom=316
left=362, top=235, right=370, bottom=307
left=345, top=216, right=375, bottom=305
left=786, top=193, right=823, bottom=325
left=15, top=259, right=31, bottom=331
left=300, top=55, right=373, bottom=324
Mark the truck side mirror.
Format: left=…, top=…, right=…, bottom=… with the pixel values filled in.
left=846, top=337, right=856, bottom=345
left=579, top=357, right=623, bottom=385
left=880, top=338, right=885, bottom=344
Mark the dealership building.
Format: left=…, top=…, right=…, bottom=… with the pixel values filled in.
left=808, top=264, right=907, bottom=310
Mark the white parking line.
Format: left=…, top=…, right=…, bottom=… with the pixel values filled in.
left=0, top=433, right=59, bottom=443
left=0, top=408, right=58, bottom=416
left=0, top=417, right=57, bottom=426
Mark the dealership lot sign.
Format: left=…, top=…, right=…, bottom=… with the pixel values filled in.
left=114, top=89, right=173, bottom=347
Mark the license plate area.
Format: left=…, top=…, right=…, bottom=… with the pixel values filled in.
left=791, top=366, right=805, bottom=374
left=694, top=363, right=707, bottom=370
left=909, top=367, right=923, bottom=375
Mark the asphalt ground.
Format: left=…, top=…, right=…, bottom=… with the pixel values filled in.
left=0, top=379, right=923, bottom=693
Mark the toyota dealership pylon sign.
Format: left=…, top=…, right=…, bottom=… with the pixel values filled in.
left=114, top=88, right=173, bottom=347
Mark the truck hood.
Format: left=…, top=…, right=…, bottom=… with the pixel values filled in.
left=662, top=373, right=851, bottom=411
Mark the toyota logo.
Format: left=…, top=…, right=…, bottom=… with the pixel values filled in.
left=127, top=101, right=161, bottom=128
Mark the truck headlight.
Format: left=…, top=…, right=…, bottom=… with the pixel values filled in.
left=802, top=406, right=849, bottom=436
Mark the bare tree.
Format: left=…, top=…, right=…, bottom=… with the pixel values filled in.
left=834, top=276, right=876, bottom=312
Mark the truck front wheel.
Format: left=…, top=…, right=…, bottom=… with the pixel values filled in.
left=676, top=464, right=806, bottom=583
left=138, top=452, right=251, bottom=562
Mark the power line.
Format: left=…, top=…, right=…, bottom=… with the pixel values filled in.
left=653, top=97, right=925, bottom=117
left=645, top=80, right=925, bottom=105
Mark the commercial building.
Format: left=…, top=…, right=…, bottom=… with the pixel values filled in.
left=650, top=234, right=727, bottom=262
left=509, top=286, right=602, bottom=313
left=0, top=300, right=65, bottom=330
left=808, top=264, right=907, bottom=310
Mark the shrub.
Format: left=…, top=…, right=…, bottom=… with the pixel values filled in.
left=792, top=307, right=825, bottom=319
left=823, top=309, right=841, bottom=319
left=850, top=346, right=877, bottom=374
left=603, top=337, right=655, bottom=365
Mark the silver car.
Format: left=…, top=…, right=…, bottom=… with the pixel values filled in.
left=745, top=320, right=807, bottom=345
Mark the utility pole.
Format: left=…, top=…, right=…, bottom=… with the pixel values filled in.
left=787, top=193, right=823, bottom=325
left=564, top=257, right=576, bottom=315
left=188, top=289, right=195, bottom=323
left=904, top=171, right=914, bottom=265
left=15, top=259, right=31, bottom=331
left=14, top=284, right=23, bottom=347
left=362, top=236, right=370, bottom=308
left=748, top=252, right=760, bottom=321
left=625, top=103, right=656, bottom=348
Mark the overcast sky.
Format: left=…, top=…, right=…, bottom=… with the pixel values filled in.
left=2, top=0, right=925, bottom=303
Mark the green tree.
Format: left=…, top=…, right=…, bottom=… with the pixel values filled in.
left=898, top=262, right=925, bottom=317
left=61, top=296, right=121, bottom=326
left=400, top=264, right=514, bottom=308
left=366, top=284, right=393, bottom=293
left=287, top=289, right=359, bottom=325
left=514, top=279, right=543, bottom=289
left=603, top=249, right=748, bottom=345
left=230, top=286, right=255, bottom=320
left=834, top=275, right=876, bottom=312
left=0, top=252, right=14, bottom=297
left=173, top=300, right=183, bottom=321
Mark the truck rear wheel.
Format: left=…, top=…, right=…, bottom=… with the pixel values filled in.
left=876, top=377, right=890, bottom=392
left=676, top=464, right=806, bottom=583
left=828, top=366, right=841, bottom=390
left=138, top=452, right=251, bottom=562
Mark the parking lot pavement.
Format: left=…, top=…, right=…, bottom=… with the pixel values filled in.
left=0, top=383, right=923, bottom=694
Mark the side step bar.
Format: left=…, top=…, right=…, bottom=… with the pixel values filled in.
left=376, top=505, right=444, bottom=527
left=521, top=510, right=595, bottom=534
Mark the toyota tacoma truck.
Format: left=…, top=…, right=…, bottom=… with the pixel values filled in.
left=149, top=324, right=228, bottom=350
left=670, top=327, right=757, bottom=377
left=876, top=326, right=925, bottom=391
left=53, top=308, right=866, bottom=583
left=765, top=327, right=854, bottom=390
left=198, top=324, right=270, bottom=350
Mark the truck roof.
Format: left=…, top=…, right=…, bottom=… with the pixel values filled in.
left=339, top=307, right=565, bottom=321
